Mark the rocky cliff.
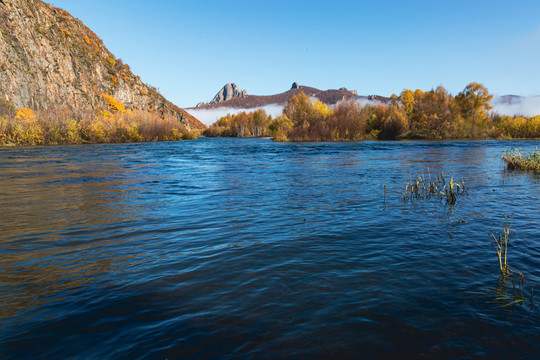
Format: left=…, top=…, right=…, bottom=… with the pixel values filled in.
left=0, top=0, right=205, bottom=129
left=197, top=83, right=247, bottom=107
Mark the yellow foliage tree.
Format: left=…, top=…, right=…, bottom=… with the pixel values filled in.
left=313, top=99, right=332, bottom=118
left=456, top=82, right=493, bottom=127
left=400, top=89, right=415, bottom=118
left=284, top=92, right=316, bottom=128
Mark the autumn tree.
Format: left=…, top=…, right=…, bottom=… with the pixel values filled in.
left=399, top=89, right=415, bottom=119
left=378, top=105, right=408, bottom=140
left=455, top=82, right=493, bottom=129
left=332, top=100, right=368, bottom=140
left=250, top=109, right=270, bottom=137
left=408, top=86, right=462, bottom=138
left=283, top=92, right=319, bottom=128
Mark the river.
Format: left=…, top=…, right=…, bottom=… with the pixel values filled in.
left=1, top=138, right=539, bottom=359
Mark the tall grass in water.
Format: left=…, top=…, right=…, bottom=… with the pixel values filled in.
left=400, top=170, right=468, bottom=223
left=401, top=170, right=467, bottom=206
left=492, top=215, right=512, bottom=278
left=502, top=148, right=540, bottom=174
left=490, top=216, right=536, bottom=308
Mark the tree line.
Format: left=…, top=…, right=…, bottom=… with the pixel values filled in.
left=203, top=83, right=540, bottom=141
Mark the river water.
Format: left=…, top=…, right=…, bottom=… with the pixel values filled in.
left=1, top=138, right=539, bottom=359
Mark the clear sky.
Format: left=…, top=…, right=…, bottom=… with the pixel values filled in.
left=50, top=0, right=540, bottom=108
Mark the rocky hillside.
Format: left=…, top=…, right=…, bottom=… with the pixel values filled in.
left=192, top=82, right=387, bottom=110
left=0, top=0, right=204, bottom=129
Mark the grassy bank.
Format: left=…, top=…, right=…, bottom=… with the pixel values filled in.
left=0, top=98, right=195, bottom=146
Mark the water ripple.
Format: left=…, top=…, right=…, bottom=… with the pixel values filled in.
left=1, top=138, right=539, bottom=359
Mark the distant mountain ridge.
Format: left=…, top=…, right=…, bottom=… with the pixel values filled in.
left=491, top=95, right=540, bottom=105
left=191, top=82, right=387, bottom=110
left=0, top=0, right=205, bottom=129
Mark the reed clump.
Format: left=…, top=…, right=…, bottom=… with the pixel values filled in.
left=490, top=215, right=535, bottom=308
left=502, top=148, right=540, bottom=174
left=401, top=170, right=467, bottom=206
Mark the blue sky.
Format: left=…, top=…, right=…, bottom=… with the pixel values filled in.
left=51, top=0, right=540, bottom=108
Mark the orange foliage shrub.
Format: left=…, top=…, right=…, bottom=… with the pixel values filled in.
left=15, top=108, right=36, bottom=122
left=332, top=99, right=368, bottom=140
left=60, top=28, right=71, bottom=37
left=101, top=93, right=125, bottom=113
left=83, top=35, right=92, bottom=45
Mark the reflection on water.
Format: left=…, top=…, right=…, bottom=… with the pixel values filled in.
left=0, top=139, right=539, bottom=359
left=0, top=149, right=149, bottom=323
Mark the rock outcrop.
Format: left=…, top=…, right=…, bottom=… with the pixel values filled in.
left=208, top=83, right=247, bottom=105
left=0, top=0, right=205, bottom=129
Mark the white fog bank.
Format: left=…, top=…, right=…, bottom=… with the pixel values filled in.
left=185, top=104, right=285, bottom=126
left=491, top=96, right=540, bottom=117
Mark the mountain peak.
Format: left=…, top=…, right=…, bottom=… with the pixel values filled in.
left=208, top=83, right=248, bottom=105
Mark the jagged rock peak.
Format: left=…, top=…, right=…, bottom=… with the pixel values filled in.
left=210, top=83, right=247, bottom=104
left=291, top=82, right=300, bottom=90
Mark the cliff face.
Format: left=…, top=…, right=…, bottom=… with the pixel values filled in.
left=0, top=0, right=205, bottom=129
left=210, top=83, right=247, bottom=104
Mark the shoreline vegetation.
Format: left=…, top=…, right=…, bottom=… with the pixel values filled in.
left=204, top=83, right=540, bottom=142
left=2, top=82, right=540, bottom=146
left=502, top=148, right=540, bottom=174
left=0, top=95, right=195, bottom=146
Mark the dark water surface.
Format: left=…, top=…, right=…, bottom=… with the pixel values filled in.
left=1, top=138, right=539, bottom=359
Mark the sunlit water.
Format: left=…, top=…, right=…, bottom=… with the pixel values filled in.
left=1, top=138, right=539, bottom=359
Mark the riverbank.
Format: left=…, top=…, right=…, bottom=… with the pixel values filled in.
left=0, top=107, right=197, bottom=146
